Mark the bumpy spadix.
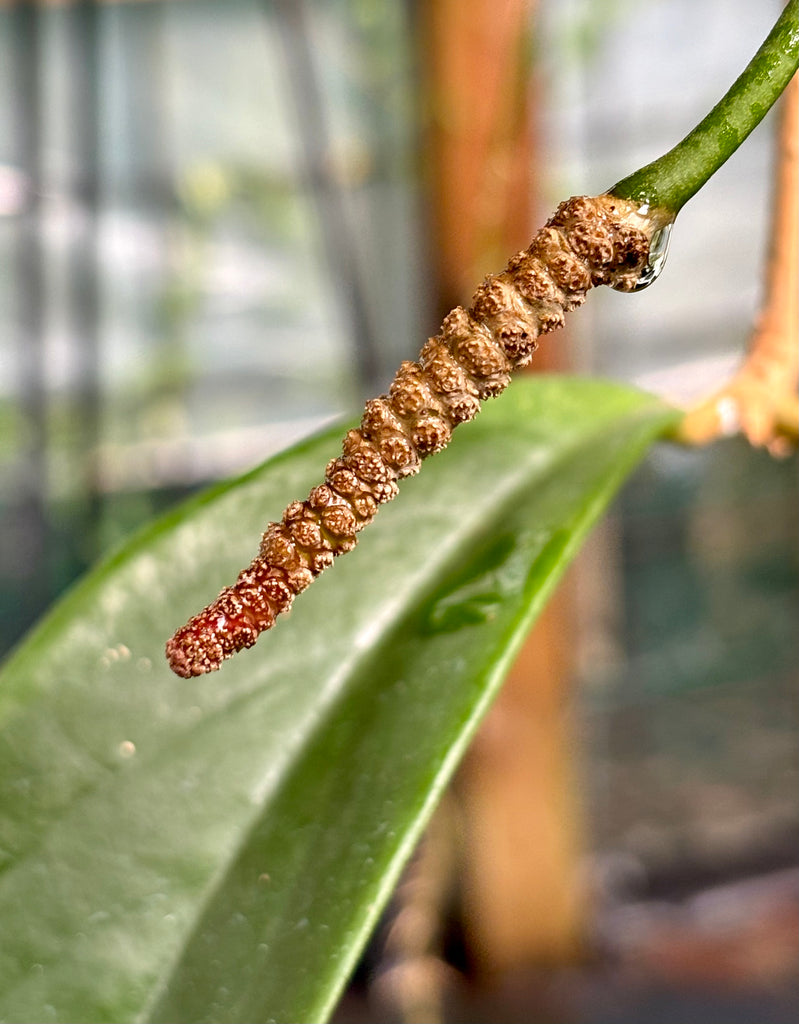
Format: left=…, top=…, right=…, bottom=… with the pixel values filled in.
left=166, top=194, right=663, bottom=677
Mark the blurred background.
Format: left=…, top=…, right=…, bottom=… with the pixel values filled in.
left=0, top=1, right=796, bottom=1022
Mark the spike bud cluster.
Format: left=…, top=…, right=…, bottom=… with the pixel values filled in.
left=166, top=194, right=656, bottom=677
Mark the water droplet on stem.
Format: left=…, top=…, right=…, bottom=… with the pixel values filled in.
left=633, top=220, right=674, bottom=291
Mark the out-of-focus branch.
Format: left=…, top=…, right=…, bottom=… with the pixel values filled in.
left=369, top=796, right=460, bottom=1024
left=679, top=74, right=798, bottom=454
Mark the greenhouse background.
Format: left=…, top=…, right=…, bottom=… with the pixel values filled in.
left=0, top=1, right=796, bottom=1021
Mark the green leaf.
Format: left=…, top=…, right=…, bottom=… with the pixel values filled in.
left=0, top=377, right=677, bottom=1024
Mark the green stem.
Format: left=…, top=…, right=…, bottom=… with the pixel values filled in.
left=611, top=0, right=798, bottom=214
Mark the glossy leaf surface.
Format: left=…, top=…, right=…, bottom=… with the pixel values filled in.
left=0, top=377, right=677, bottom=1023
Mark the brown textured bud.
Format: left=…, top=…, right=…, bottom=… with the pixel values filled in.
left=548, top=251, right=592, bottom=294
left=440, top=305, right=476, bottom=340
left=321, top=504, right=357, bottom=538
left=360, top=398, right=402, bottom=441
left=493, top=312, right=539, bottom=366
left=389, top=364, right=433, bottom=418
left=235, top=573, right=278, bottom=622
left=325, top=462, right=360, bottom=497
left=377, top=432, right=420, bottom=474
left=284, top=564, right=315, bottom=593
left=307, top=484, right=336, bottom=511
left=470, top=275, right=511, bottom=319
left=253, top=568, right=294, bottom=612
left=288, top=516, right=327, bottom=552
left=568, top=221, right=614, bottom=266
left=370, top=479, right=401, bottom=504
left=412, top=416, right=452, bottom=455
left=344, top=437, right=393, bottom=486
left=537, top=303, right=567, bottom=334
left=258, top=524, right=296, bottom=566
left=512, top=257, right=560, bottom=304
left=424, top=345, right=475, bottom=396
left=352, top=493, right=378, bottom=520
left=440, top=391, right=481, bottom=423
left=282, top=501, right=305, bottom=526
left=166, top=193, right=660, bottom=676
left=454, top=334, right=509, bottom=379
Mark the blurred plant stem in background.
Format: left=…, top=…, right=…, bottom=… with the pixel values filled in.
left=679, top=75, right=798, bottom=453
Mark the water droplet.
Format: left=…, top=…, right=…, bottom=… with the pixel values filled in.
left=632, top=221, right=673, bottom=291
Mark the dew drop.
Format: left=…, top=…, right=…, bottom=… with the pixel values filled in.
left=632, top=221, right=673, bottom=291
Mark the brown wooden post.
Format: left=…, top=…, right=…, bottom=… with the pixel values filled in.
left=420, top=0, right=587, bottom=973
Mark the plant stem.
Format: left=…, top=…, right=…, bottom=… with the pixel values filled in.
left=677, top=77, right=798, bottom=454
left=611, top=0, right=799, bottom=214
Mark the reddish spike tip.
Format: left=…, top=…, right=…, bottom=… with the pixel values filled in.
left=166, top=576, right=279, bottom=677
left=165, top=620, right=224, bottom=678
